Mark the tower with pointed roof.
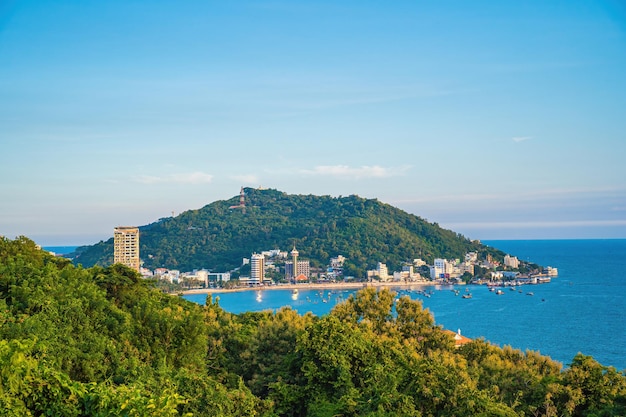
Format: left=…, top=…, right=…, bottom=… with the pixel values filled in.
left=290, top=246, right=299, bottom=280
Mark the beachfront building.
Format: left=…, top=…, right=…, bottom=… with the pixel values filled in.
left=367, top=262, right=391, bottom=281
left=250, top=253, right=265, bottom=285
left=114, top=226, right=140, bottom=271
left=208, top=272, right=230, bottom=285
left=377, top=262, right=389, bottom=281
left=180, top=270, right=207, bottom=288
left=285, top=260, right=310, bottom=281
left=544, top=266, right=558, bottom=276
left=154, top=269, right=180, bottom=283
left=395, top=265, right=421, bottom=282
left=431, top=258, right=446, bottom=279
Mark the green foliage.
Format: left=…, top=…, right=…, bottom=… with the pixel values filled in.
left=71, top=188, right=504, bottom=274
left=1, top=236, right=625, bottom=416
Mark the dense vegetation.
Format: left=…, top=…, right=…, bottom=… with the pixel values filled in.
left=1, top=236, right=625, bottom=415
left=72, top=188, right=506, bottom=274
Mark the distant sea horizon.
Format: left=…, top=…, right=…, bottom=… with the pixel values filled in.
left=42, top=245, right=80, bottom=255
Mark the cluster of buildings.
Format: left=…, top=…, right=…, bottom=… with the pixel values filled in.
left=112, top=225, right=555, bottom=289
left=238, top=247, right=346, bottom=286
left=366, top=252, right=480, bottom=283
left=366, top=251, right=557, bottom=284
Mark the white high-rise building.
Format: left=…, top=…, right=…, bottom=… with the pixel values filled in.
left=377, top=262, right=389, bottom=281
left=250, top=253, right=265, bottom=285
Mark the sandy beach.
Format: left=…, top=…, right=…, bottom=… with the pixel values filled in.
left=181, top=280, right=438, bottom=295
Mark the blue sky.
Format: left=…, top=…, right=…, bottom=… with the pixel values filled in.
left=1, top=0, right=625, bottom=245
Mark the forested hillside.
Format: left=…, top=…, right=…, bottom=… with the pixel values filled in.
left=72, top=188, right=505, bottom=273
left=1, top=237, right=625, bottom=416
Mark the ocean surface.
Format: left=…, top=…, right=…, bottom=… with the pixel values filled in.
left=43, top=246, right=79, bottom=255
left=184, top=239, right=626, bottom=371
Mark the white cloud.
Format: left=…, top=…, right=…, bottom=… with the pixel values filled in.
left=300, top=165, right=411, bottom=180
left=512, top=136, right=532, bottom=143
left=134, top=172, right=213, bottom=184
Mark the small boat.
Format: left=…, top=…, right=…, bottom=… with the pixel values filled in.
left=526, top=292, right=534, bottom=296
left=495, top=290, right=504, bottom=295
left=462, top=294, right=472, bottom=299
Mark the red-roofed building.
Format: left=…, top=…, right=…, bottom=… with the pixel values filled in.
left=294, top=273, right=308, bottom=282
left=444, top=329, right=472, bottom=348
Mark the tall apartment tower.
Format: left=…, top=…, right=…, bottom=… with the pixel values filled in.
left=114, top=226, right=140, bottom=271
left=250, top=253, right=265, bottom=285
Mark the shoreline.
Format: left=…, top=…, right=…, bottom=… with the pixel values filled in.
left=181, top=280, right=441, bottom=295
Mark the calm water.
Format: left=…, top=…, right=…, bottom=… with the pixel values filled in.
left=184, top=239, right=626, bottom=370
left=43, top=246, right=79, bottom=255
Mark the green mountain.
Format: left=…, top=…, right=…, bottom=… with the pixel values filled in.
left=72, top=188, right=505, bottom=273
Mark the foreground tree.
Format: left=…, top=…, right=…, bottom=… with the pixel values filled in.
left=1, top=237, right=625, bottom=416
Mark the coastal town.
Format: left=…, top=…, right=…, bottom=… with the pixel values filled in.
left=132, top=242, right=558, bottom=292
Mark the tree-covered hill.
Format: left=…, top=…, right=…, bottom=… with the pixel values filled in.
left=72, top=188, right=505, bottom=273
left=1, top=236, right=625, bottom=416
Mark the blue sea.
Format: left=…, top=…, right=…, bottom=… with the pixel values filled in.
left=184, top=239, right=626, bottom=371
left=42, top=246, right=79, bottom=255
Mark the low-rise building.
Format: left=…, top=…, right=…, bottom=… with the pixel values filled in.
left=444, top=329, right=472, bottom=349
